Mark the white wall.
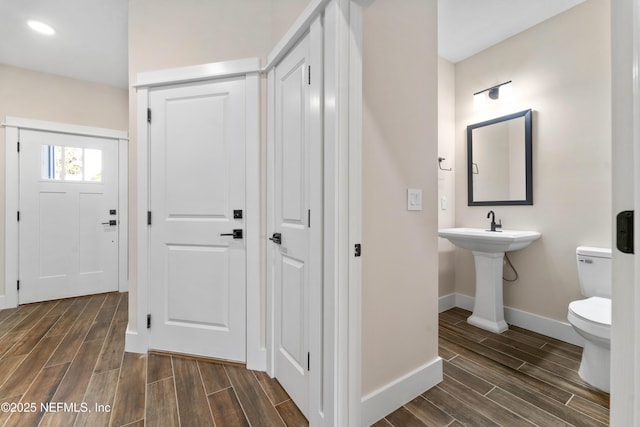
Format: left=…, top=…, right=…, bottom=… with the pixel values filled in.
left=0, top=63, right=128, bottom=303
left=450, top=0, right=611, bottom=322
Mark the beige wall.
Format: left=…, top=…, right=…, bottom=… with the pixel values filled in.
left=0, top=63, right=128, bottom=299
left=449, top=0, right=611, bottom=322
left=438, top=57, right=456, bottom=297
left=362, top=0, right=439, bottom=395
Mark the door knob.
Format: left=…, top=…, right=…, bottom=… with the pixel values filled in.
left=269, top=233, right=282, bottom=245
left=220, top=229, right=243, bottom=239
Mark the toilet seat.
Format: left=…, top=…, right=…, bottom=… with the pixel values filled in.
left=568, top=297, right=611, bottom=340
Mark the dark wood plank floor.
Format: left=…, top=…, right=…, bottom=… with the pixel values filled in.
left=0, top=292, right=307, bottom=427
left=376, top=307, right=610, bottom=427
left=0, top=295, right=610, bottom=426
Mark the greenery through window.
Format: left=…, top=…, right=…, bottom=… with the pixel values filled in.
left=41, top=145, right=102, bottom=182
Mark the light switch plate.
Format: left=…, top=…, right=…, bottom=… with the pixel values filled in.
left=407, top=188, right=422, bottom=211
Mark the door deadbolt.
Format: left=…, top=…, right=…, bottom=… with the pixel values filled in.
left=269, top=233, right=282, bottom=245
left=101, top=220, right=117, bottom=226
left=220, top=229, right=243, bottom=239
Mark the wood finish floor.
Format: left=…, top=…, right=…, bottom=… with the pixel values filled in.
left=376, top=307, right=610, bottom=427
left=0, top=292, right=307, bottom=427
left=0, top=295, right=610, bottom=426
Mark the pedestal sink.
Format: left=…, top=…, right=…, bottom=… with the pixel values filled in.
left=438, top=228, right=541, bottom=333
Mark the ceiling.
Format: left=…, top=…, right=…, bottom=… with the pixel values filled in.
left=0, top=0, right=128, bottom=88
left=0, top=0, right=586, bottom=89
left=438, top=0, right=586, bottom=63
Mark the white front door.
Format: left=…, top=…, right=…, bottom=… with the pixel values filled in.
left=19, top=130, right=119, bottom=304
left=271, top=34, right=311, bottom=417
left=148, top=78, right=247, bottom=362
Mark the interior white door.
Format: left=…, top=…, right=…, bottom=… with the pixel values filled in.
left=148, top=78, right=247, bottom=362
left=272, top=34, right=311, bottom=417
left=19, top=130, right=119, bottom=304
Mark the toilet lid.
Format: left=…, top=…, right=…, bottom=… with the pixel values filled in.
left=569, top=297, right=611, bottom=326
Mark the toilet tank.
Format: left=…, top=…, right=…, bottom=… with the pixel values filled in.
left=576, top=246, right=612, bottom=298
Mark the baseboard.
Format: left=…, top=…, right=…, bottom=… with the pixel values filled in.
left=438, top=293, right=584, bottom=347
left=0, top=295, right=16, bottom=310
left=361, top=358, right=443, bottom=426
left=438, top=293, right=456, bottom=313
left=246, top=347, right=267, bottom=371
left=124, top=324, right=148, bottom=354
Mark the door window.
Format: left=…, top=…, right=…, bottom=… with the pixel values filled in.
left=41, top=145, right=102, bottom=182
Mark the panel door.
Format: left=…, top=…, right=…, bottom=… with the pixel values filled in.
left=19, top=130, right=119, bottom=304
left=272, top=34, right=311, bottom=417
left=148, top=78, right=247, bottom=361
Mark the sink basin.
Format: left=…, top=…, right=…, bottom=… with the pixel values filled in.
left=438, top=228, right=541, bottom=253
left=438, top=227, right=541, bottom=333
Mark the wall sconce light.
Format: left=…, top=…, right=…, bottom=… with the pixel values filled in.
left=473, top=81, right=513, bottom=109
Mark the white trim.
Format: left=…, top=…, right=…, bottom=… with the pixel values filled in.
left=128, top=86, right=150, bottom=352
left=128, top=63, right=264, bottom=371
left=3, top=117, right=128, bottom=140
left=361, top=358, right=444, bottom=427
left=265, top=68, right=276, bottom=377
left=264, top=0, right=330, bottom=72
left=134, top=58, right=261, bottom=88
left=321, top=1, right=365, bottom=424
left=125, top=328, right=147, bottom=354
left=3, top=117, right=128, bottom=309
left=4, top=125, right=19, bottom=309
left=438, top=293, right=457, bottom=313
left=308, top=15, right=325, bottom=426
left=244, top=71, right=263, bottom=371
left=438, top=293, right=585, bottom=347
left=611, top=2, right=640, bottom=423
left=348, top=3, right=363, bottom=426
left=118, top=138, right=129, bottom=292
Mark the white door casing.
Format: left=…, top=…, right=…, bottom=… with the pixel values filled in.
left=271, top=33, right=312, bottom=417
left=148, top=78, right=247, bottom=361
left=4, top=117, right=128, bottom=310
left=18, top=130, right=119, bottom=304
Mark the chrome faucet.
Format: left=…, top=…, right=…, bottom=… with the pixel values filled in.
left=487, top=210, right=502, bottom=232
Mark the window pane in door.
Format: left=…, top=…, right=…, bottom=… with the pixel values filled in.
left=40, top=145, right=103, bottom=182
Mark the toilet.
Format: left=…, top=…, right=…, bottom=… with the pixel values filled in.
left=567, top=246, right=611, bottom=393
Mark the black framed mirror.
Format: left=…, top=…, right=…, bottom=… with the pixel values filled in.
left=467, top=109, right=533, bottom=206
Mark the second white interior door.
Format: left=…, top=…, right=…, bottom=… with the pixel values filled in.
left=272, top=33, right=311, bottom=418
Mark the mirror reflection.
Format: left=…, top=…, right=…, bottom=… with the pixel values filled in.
left=467, top=109, right=533, bottom=206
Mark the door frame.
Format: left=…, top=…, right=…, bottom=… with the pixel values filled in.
left=264, top=0, right=364, bottom=424
left=129, top=58, right=264, bottom=370
left=3, top=117, right=129, bottom=309
left=611, top=0, right=640, bottom=423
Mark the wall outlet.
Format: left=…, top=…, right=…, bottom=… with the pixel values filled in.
left=407, top=188, right=422, bottom=211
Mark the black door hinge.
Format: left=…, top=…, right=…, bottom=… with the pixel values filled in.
left=147, top=314, right=151, bottom=329
left=355, top=243, right=362, bottom=257
left=16, top=280, right=19, bottom=291
left=147, top=211, right=152, bottom=225
left=147, top=108, right=152, bottom=123
left=308, top=209, right=311, bottom=228
left=617, top=211, right=634, bottom=254
left=17, top=142, right=20, bottom=152
left=307, top=352, right=310, bottom=371
left=17, top=211, right=20, bottom=222
left=308, top=66, right=311, bottom=85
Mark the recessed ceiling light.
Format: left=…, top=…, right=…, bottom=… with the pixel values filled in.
left=27, top=20, right=55, bottom=36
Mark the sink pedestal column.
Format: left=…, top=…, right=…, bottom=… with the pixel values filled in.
left=468, top=250, right=508, bottom=333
